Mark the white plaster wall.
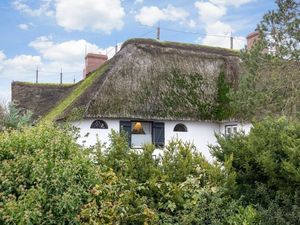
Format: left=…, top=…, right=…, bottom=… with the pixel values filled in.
left=71, top=119, right=120, bottom=147
left=163, top=121, right=220, bottom=161
left=72, top=119, right=252, bottom=162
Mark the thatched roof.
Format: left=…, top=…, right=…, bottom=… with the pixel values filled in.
left=12, top=38, right=241, bottom=122
left=12, top=82, right=77, bottom=119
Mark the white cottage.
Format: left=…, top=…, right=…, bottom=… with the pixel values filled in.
left=12, top=38, right=251, bottom=161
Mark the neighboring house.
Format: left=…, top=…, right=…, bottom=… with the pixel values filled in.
left=12, top=38, right=252, bottom=160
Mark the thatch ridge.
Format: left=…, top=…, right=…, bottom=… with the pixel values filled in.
left=121, top=38, right=239, bottom=57
left=12, top=81, right=77, bottom=88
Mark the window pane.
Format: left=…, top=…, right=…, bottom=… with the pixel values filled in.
left=131, top=122, right=152, bottom=148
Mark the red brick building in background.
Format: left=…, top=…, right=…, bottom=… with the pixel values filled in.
left=246, top=31, right=260, bottom=50
left=83, top=53, right=108, bottom=78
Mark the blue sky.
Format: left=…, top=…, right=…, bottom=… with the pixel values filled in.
left=0, top=0, right=276, bottom=102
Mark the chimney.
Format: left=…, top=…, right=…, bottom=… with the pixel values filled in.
left=83, top=53, right=108, bottom=78
left=246, top=31, right=260, bottom=50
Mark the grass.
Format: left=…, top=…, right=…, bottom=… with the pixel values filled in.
left=41, top=64, right=108, bottom=122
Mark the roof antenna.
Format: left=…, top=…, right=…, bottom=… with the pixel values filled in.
left=230, top=32, right=233, bottom=49
left=157, top=22, right=160, bottom=40
left=36, top=65, right=39, bottom=83
left=115, top=41, right=118, bottom=54
left=60, top=68, right=63, bottom=84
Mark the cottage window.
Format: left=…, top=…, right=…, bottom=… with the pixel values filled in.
left=225, top=124, right=238, bottom=136
left=131, top=122, right=152, bottom=148
left=174, top=123, right=187, bottom=132
left=120, top=121, right=165, bottom=148
left=90, top=120, right=108, bottom=129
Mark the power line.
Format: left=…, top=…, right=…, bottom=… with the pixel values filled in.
left=139, top=24, right=246, bottom=41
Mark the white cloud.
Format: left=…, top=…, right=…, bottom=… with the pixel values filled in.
left=134, top=0, right=143, bottom=4
left=29, top=36, right=116, bottom=64
left=194, top=1, right=226, bottom=22
left=0, top=51, right=6, bottom=61
left=0, top=51, right=42, bottom=102
left=0, top=54, right=42, bottom=77
left=0, top=36, right=117, bottom=84
left=13, top=0, right=54, bottom=17
left=209, top=0, right=253, bottom=7
left=13, top=0, right=125, bottom=33
left=55, top=0, right=125, bottom=33
left=135, top=5, right=188, bottom=26
left=187, top=20, right=196, bottom=28
left=18, top=23, right=29, bottom=30
left=194, top=0, right=248, bottom=49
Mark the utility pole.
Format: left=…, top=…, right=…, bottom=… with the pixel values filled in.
left=73, top=75, right=76, bottom=84
left=157, top=22, right=160, bottom=40
left=230, top=32, right=233, bottom=49
left=36, top=65, right=39, bottom=83
left=60, top=68, right=63, bottom=84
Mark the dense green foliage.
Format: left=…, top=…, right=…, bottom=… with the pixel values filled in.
left=231, top=0, right=300, bottom=120
left=213, top=70, right=232, bottom=120
left=259, top=0, right=300, bottom=60
left=0, top=123, right=100, bottom=224
left=1, top=118, right=299, bottom=224
left=211, top=117, right=300, bottom=224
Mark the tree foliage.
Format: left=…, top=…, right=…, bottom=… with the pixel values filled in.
left=259, top=0, right=300, bottom=60
left=211, top=117, right=300, bottom=224
left=1, top=118, right=299, bottom=224
left=230, top=0, right=300, bottom=120
left=0, top=123, right=260, bottom=224
left=0, top=102, right=33, bottom=130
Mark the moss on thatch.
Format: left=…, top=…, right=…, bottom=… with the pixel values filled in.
left=41, top=64, right=108, bottom=122
left=85, top=38, right=240, bottom=121
left=12, top=38, right=241, bottom=122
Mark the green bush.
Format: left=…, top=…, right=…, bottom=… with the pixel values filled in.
left=1, top=118, right=298, bottom=224
left=211, top=117, right=300, bottom=223
left=0, top=123, right=101, bottom=224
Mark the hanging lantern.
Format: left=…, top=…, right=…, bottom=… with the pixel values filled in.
left=132, top=122, right=145, bottom=134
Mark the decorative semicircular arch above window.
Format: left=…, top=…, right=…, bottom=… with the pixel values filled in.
left=90, top=120, right=108, bottom=129
left=173, top=123, right=187, bottom=132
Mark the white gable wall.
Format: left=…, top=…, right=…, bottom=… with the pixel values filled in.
left=72, top=119, right=252, bottom=161
left=72, top=119, right=119, bottom=147
left=164, top=121, right=220, bottom=161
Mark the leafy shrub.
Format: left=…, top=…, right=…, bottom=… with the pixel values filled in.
left=0, top=123, right=100, bottom=224
left=211, top=117, right=300, bottom=223
left=1, top=118, right=298, bottom=224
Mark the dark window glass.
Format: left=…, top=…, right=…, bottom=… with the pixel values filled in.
left=225, top=124, right=238, bottom=136
left=90, top=120, right=108, bottom=129
left=153, top=122, right=165, bottom=147
left=120, top=121, right=131, bottom=146
left=174, top=123, right=187, bottom=132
